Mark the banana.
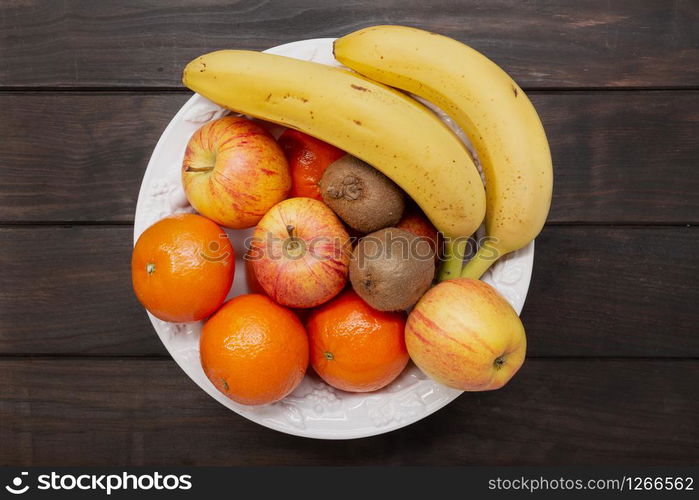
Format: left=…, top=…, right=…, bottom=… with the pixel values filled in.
left=334, top=25, right=553, bottom=279
left=182, top=50, right=485, bottom=241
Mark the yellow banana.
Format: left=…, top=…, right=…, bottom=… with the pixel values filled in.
left=334, top=26, right=553, bottom=279
left=182, top=50, right=485, bottom=241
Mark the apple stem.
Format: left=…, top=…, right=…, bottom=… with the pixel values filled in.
left=184, top=166, right=214, bottom=173
left=284, top=225, right=305, bottom=254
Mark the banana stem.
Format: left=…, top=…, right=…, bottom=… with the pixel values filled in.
left=437, top=238, right=467, bottom=281
left=461, top=246, right=498, bottom=279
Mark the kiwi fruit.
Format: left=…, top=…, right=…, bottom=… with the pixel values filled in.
left=350, top=227, right=435, bottom=311
left=320, top=155, right=405, bottom=233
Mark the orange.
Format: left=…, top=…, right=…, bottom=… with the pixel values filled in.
left=200, top=294, right=309, bottom=405
left=244, top=253, right=267, bottom=295
left=277, top=129, right=345, bottom=200
left=396, top=204, right=442, bottom=261
left=306, top=290, right=408, bottom=392
left=131, top=213, right=234, bottom=322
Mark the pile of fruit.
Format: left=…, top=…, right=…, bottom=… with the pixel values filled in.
left=131, top=26, right=552, bottom=407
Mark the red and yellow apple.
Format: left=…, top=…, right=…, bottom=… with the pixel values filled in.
left=250, top=197, right=351, bottom=308
left=405, top=278, right=526, bottom=391
left=182, top=115, right=291, bottom=229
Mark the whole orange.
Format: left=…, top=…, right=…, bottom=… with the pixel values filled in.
left=131, top=213, right=234, bottom=322
left=200, top=294, right=309, bottom=405
left=306, top=290, right=408, bottom=392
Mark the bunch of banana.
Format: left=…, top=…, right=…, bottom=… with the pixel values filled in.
left=334, top=25, right=553, bottom=279
left=182, top=50, right=485, bottom=249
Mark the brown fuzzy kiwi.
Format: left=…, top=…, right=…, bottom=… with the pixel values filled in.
left=350, top=227, right=435, bottom=311
left=319, top=155, right=405, bottom=233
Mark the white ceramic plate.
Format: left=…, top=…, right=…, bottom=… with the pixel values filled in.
left=134, top=38, right=534, bottom=440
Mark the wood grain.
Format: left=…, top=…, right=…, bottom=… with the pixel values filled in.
left=0, top=0, right=697, bottom=88
left=0, top=226, right=164, bottom=355
left=0, top=92, right=189, bottom=222
left=538, top=91, right=699, bottom=223
left=1, top=91, right=698, bottom=223
left=1, top=225, right=696, bottom=356
left=1, top=358, right=696, bottom=465
left=521, top=225, right=698, bottom=356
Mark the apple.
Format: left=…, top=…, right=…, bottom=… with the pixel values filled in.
left=182, top=115, right=291, bottom=229
left=396, top=205, right=442, bottom=260
left=244, top=254, right=311, bottom=322
left=405, top=278, right=526, bottom=391
left=250, top=197, right=351, bottom=308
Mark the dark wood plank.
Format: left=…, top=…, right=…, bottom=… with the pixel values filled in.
left=1, top=91, right=698, bottom=223
left=521, top=225, right=698, bottom=356
left=0, top=358, right=696, bottom=465
left=538, top=91, right=699, bottom=223
left=1, top=0, right=697, bottom=88
left=0, top=92, right=189, bottom=222
left=0, top=226, right=164, bottom=355
left=1, top=225, right=697, bottom=356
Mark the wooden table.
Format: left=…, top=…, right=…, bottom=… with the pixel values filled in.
left=1, top=0, right=697, bottom=466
